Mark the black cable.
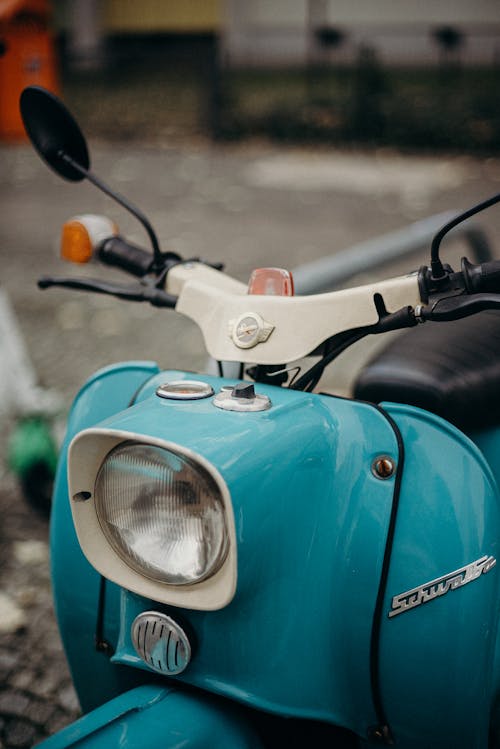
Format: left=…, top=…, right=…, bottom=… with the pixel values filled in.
left=291, top=329, right=369, bottom=391
left=61, top=153, right=164, bottom=272
left=94, top=576, right=114, bottom=654
left=368, top=405, right=404, bottom=745
left=430, top=191, right=500, bottom=279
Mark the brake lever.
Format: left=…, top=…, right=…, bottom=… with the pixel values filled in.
left=38, top=275, right=177, bottom=308
left=417, top=293, right=500, bottom=322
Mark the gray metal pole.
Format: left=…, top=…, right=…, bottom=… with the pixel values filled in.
left=67, top=0, right=104, bottom=72
left=293, top=211, right=493, bottom=295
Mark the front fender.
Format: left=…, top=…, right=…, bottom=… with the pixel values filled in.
left=50, top=361, right=161, bottom=711
left=37, top=685, right=264, bottom=749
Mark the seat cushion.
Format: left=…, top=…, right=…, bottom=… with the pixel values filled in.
left=353, top=310, right=500, bottom=432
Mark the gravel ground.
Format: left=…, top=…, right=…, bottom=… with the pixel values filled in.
left=0, top=471, right=80, bottom=748
left=1, top=138, right=499, bottom=747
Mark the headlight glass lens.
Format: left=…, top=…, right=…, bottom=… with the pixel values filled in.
left=94, top=441, right=229, bottom=585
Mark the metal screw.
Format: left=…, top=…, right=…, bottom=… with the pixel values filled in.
left=368, top=724, right=394, bottom=744
left=372, top=456, right=396, bottom=480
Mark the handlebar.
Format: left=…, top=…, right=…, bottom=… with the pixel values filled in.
left=38, top=275, right=177, bottom=307
left=97, top=235, right=181, bottom=278
left=416, top=257, right=500, bottom=323
left=97, top=236, right=155, bottom=277
left=39, top=211, right=500, bottom=355
left=38, top=231, right=183, bottom=307
left=462, top=257, right=500, bottom=294
left=418, top=293, right=500, bottom=322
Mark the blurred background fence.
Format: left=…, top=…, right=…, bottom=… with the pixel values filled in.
left=1, top=0, right=499, bottom=151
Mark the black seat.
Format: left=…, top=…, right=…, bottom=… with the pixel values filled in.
left=353, top=310, right=500, bottom=433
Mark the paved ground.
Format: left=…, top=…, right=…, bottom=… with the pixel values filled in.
left=0, top=475, right=80, bottom=748
left=0, top=138, right=499, bottom=747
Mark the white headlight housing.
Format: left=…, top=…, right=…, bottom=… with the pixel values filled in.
left=68, top=429, right=236, bottom=610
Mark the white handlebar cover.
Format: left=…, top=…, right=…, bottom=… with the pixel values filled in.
left=168, top=263, right=421, bottom=365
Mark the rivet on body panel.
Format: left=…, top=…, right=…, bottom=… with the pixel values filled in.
left=371, top=456, right=396, bottom=480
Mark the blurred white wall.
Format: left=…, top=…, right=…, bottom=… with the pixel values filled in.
left=223, top=0, right=500, bottom=67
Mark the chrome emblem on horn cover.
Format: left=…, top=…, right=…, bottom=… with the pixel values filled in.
left=131, top=612, right=192, bottom=674
left=389, top=555, right=496, bottom=618
left=229, top=312, right=275, bottom=349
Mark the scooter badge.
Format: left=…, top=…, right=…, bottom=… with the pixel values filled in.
left=229, top=312, right=275, bottom=349
left=389, top=555, right=497, bottom=618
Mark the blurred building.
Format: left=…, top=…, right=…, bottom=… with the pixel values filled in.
left=224, top=0, right=500, bottom=68
left=56, top=0, right=220, bottom=70
left=56, top=0, right=500, bottom=70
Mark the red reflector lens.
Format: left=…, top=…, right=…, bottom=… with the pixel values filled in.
left=248, top=268, right=294, bottom=296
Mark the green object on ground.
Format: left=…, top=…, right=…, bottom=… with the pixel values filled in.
left=8, top=415, right=58, bottom=478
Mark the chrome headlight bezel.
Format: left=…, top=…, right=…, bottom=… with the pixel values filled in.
left=68, top=428, right=237, bottom=610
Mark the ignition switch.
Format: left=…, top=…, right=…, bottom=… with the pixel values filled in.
left=213, top=383, right=271, bottom=412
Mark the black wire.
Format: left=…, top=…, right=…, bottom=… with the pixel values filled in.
left=431, top=191, right=500, bottom=278
left=291, top=329, right=369, bottom=391
left=368, top=405, right=404, bottom=745
left=61, top=153, right=164, bottom=272
left=95, top=576, right=114, bottom=654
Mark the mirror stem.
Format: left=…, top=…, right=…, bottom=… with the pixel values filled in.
left=60, top=152, right=164, bottom=272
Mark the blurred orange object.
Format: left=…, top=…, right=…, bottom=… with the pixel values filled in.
left=60, top=220, right=94, bottom=264
left=0, top=0, right=59, bottom=140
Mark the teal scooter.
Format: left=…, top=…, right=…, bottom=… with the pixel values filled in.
left=20, top=86, right=500, bottom=748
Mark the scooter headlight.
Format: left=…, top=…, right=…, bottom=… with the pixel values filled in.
left=94, top=441, right=229, bottom=585
left=69, top=429, right=236, bottom=609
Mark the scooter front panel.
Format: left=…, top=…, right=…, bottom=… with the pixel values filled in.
left=50, top=361, right=161, bottom=712
left=378, top=403, right=500, bottom=748
left=57, top=368, right=499, bottom=746
left=88, top=371, right=403, bottom=738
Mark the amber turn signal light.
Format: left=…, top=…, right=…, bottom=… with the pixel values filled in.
left=60, top=214, right=118, bottom=264
left=61, top=220, right=93, bottom=264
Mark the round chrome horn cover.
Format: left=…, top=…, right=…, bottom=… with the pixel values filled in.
left=131, top=612, right=192, bottom=675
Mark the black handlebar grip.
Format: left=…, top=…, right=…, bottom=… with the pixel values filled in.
left=97, top=235, right=155, bottom=277
left=462, top=256, right=500, bottom=294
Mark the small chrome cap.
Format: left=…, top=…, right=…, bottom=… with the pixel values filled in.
left=131, top=612, right=192, bottom=675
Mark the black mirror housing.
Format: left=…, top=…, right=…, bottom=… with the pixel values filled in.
left=20, top=86, right=90, bottom=182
